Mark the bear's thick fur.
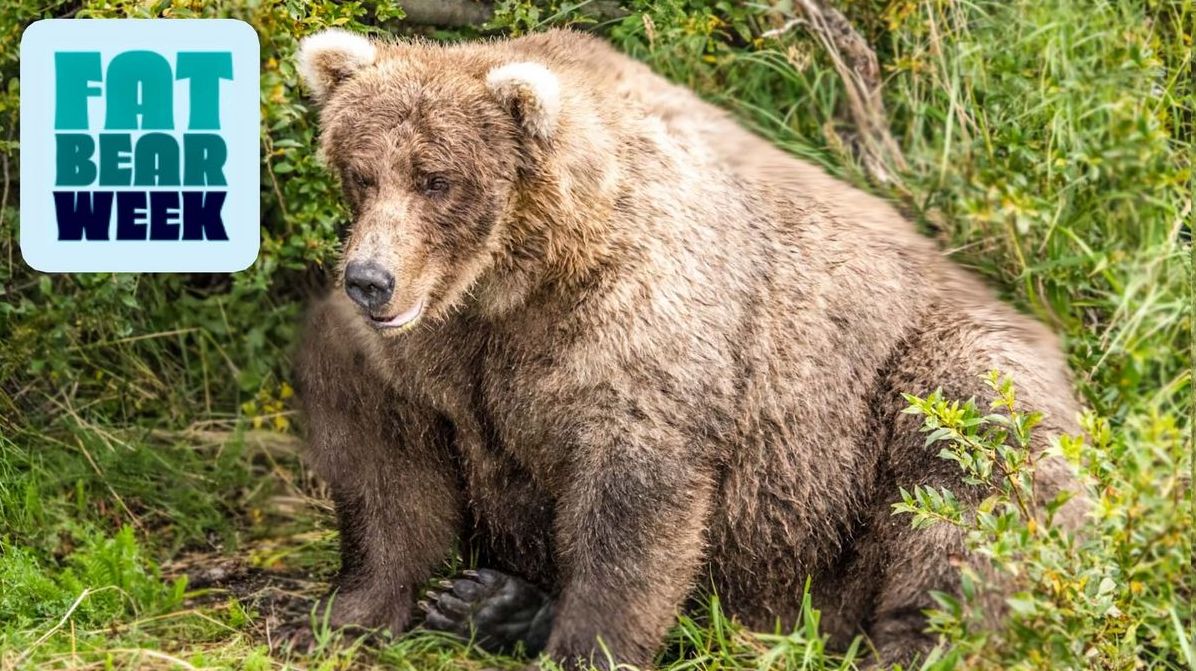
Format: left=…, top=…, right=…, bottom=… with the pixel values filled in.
left=294, top=28, right=1085, bottom=669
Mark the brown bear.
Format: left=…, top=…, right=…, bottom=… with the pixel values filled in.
left=293, top=27, right=1086, bottom=670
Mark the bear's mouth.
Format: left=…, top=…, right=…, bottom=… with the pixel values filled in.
left=368, top=298, right=425, bottom=330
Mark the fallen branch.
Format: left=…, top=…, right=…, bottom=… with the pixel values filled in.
left=399, top=0, right=493, bottom=27
left=783, top=0, right=909, bottom=188
left=397, top=0, right=628, bottom=28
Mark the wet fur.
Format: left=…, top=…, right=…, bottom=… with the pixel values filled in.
left=294, top=29, right=1086, bottom=669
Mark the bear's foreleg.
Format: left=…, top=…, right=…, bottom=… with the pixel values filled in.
left=294, top=296, right=463, bottom=638
left=543, top=421, right=715, bottom=670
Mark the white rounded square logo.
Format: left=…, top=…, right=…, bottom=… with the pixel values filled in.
left=20, top=19, right=260, bottom=272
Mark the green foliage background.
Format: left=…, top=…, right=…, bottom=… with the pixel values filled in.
left=0, top=1, right=1191, bottom=669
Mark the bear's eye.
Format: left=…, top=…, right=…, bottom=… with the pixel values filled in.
left=422, top=174, right=450, bottom=196
left=347, top=170, right=375, bottom=191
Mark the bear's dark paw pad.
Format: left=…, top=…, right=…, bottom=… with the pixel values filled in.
left=420, top=568, right=553, bottom=656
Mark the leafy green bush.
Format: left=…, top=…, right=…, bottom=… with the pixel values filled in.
left=1, top=0, right=400, bottom=557
left=1, top=526, right=185, bottom=630
left=898, top=373, right=1191, bottom=670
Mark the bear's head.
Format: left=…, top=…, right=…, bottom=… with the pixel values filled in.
left=298, top=29, right=580, bottom=333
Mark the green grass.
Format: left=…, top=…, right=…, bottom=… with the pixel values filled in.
left=0, top=0, right=1192, bottom=669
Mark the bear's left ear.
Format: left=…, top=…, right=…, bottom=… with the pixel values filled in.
left=297, top=29, right=378, bottom=102
left=485, top=62, right=561, bottom=141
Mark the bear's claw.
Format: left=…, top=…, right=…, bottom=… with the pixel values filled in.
left=421, top=568, right=554, bottom=656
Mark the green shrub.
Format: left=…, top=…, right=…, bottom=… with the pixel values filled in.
left=898, top=373, right=1191, bottom=670
left=1, top=525, right=184, bottom=637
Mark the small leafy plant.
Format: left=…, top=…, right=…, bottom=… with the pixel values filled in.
left=896, top=372, right=1191, bottom=671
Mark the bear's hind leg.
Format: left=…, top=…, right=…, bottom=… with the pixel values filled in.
left=863, top=315, right=1087, bottom=666
left=857, top=511, right=964, bottom=665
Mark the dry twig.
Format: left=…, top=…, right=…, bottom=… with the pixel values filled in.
left=783, top=0, right=909, bottom=187
left=397, top=0, right=627, bottom=27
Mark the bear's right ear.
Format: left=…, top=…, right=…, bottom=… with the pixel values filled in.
left=297, top=29, right=378, bottom=102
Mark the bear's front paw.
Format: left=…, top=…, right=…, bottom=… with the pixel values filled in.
left=421, top=568, right=554, bottom=656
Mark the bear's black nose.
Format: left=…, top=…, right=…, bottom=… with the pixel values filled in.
left=344, top=261, right=395, bottom=313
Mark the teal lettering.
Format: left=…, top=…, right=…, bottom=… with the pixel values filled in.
left=183, top=134, right=227, bottom=186
left=105, top=51, right=173, bottom=130
left=56, top=134, right=97, bottom=186
left=55, top=52, right=102, bottom=130
left=133, top=133, right=181, bottom=186
left=176, top=52, right=232, bottom=130
left=98, top=133, right=133, bottom=186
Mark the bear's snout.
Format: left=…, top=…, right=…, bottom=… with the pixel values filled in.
left=344, top=260, right=395, bottom=314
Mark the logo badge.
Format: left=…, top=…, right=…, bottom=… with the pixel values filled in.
left=20, top=19, right=260, bottom=272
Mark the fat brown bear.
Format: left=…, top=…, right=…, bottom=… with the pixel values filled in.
left=292, top=28, right=1086, bottom=669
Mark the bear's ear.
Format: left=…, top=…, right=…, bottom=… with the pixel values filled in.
left=485, top=62, right=561, bottom=141
left=297, top=29, right=378, bottom=102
